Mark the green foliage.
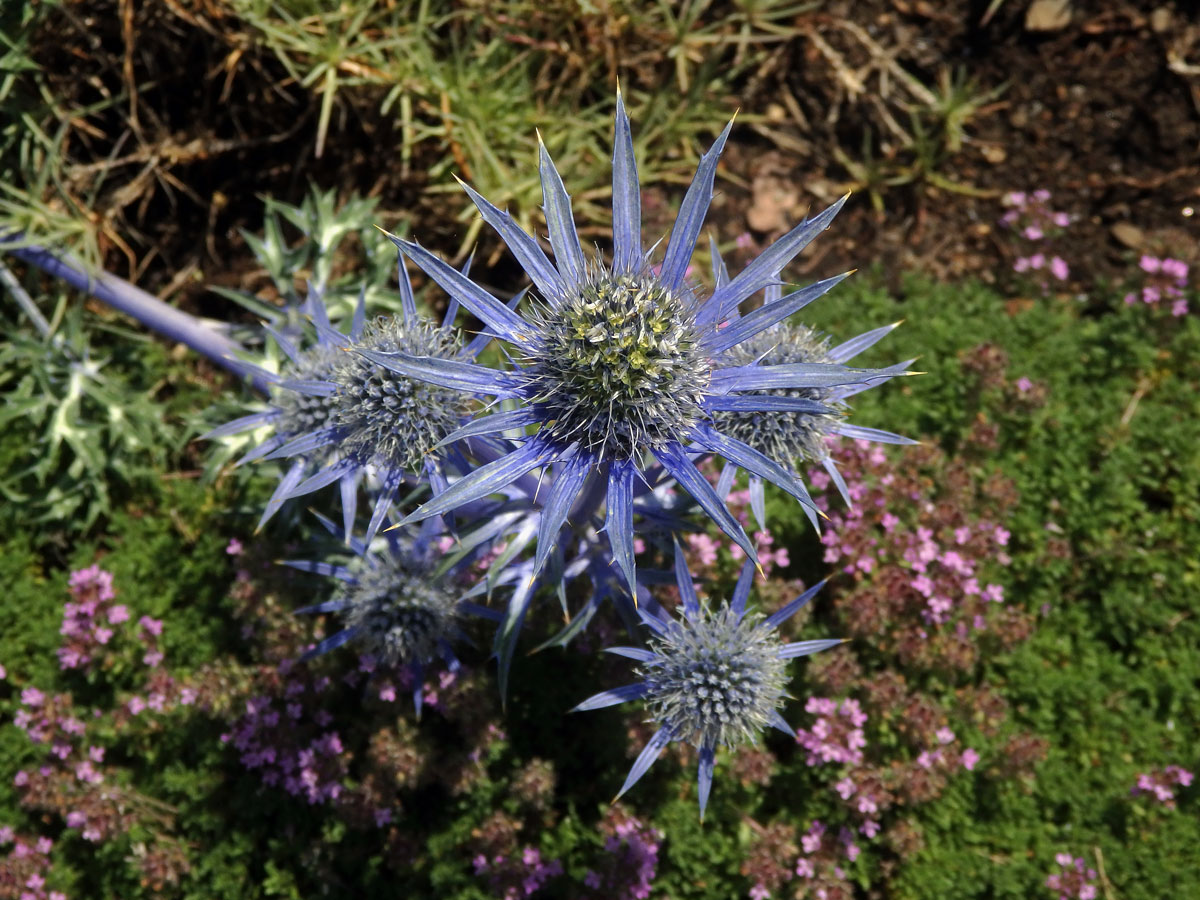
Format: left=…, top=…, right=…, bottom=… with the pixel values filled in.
left=1, top=0, right=779, bottom=268
left=800, top=274, right=1200, bottom=898
left=0, top=0, right=108, bottom=265
left=209, top=187, right=404, bottom=331
left=0, top=296, right=195, bottom=536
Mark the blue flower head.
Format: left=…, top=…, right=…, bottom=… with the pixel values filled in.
left=208, top=260, right=490, bottom=543
left=575, top=549, right=841, bottom=819
left=375, top=91, right=911, bottom=594
left=710, top=282, right=916, bottom=522
left=281, top=513, right=500, bottom=714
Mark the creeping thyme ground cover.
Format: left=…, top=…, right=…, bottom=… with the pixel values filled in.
left=2, top=5, right=1199, bottom=894
left=3, top=260, right=1198, bottom=897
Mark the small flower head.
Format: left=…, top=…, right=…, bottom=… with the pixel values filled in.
left=575, top=551, right=840, bottom=818
left=335, top=550, right=460, bottom=668
left=330, top=316, right=467, bottom=473
left=639, top=601, right=788, bottom=751
left=284, top=515, right=477, bottom=713
left=209, top=267, right=479, bottom=542
left=715, top=322, right=842, bottom=469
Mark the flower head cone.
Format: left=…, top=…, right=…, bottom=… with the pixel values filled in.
left=281, top=512, right=500, bottom=714
left=377, top=91, right=913, bottom=595
left=207, top=260, right=486, bottom=543
left=574, top=548, right=841, bottom=819
left=710, top=279, right=916, bottom=523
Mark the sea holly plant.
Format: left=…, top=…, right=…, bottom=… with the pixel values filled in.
left=279, top=511, right=503, bottom=715
left=3, top=91, right=917, bottom=819
left=374, top=90, right=913, bottom=599
left=205, top=252, right=499, bottom=543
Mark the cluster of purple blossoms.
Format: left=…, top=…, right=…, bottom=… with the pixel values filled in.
left=3, top=567, right=209, bottom=892
left=1002, top=190, right=1070, bottom=285
left=816, top=437, right=1013, bottom=637
left=0, top=830, right=65, bottom=900
left=472, top=846, right=563, bottom=900
left=57, top=564, right=122, bottom=670
left=795, top=819, right=861, bottom=873
left=582, top=817, right=662, bottom=900
left=1002, top=190, right=1071, bottom=241
left=791, top=677, right=981, bottom=860
left=1045, top=854, right=1099, bottom=900
left=1124, top=255, right=1190, bottom=316
left=1130, top=765, right=1193, bottom=809
left=221, top=693, right=349, bottom=805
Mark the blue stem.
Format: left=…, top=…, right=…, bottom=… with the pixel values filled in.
left=2, top=237, right=270, bottom=393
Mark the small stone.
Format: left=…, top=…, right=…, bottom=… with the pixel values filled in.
left=748, top=174, right=800, bottom=234
left=981, top=144, right=1007, bottom=164
left=1025, top=0, right=1071, bottom=31
left=1110, top=222, right=1145, bottom=249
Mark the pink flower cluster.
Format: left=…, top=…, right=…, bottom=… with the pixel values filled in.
left=1014, top=253, right=1069, bottom=282
left=11, top=690, right=111, bottom=840
left=0, top=831, right=65, bottom=900
left=1131, top=765, right=1193, bottom=809
left=786, top=820, right=857, bottom=899
left=1002, top=190, right=1071, bottom=240
left=818, top=439, right=1012, bottom=634
left=795, top=820, right=863, bottom=873
left=795, top=697, right=867, bottom=767
left=58, top=565, right=123, bottom=670
left=1045, top=853, right=1098, bottom=900
left=1002, top=190, right=1070, bottom=286
left=473, top=846, right=563, bottom=900
left=684, top=480, right=789, bottom=576
left=9, top=566, right=200, bottom=861
left=582, top=817, right=662, bottom=900
left=1124, top=255, right=1189, bottom=316
left=56, top=565, right=170, bottom=679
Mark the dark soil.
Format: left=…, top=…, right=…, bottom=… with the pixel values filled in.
left=22, top=0, right=1200, bottom=305
left=723, top=1, right=1200, bottom=298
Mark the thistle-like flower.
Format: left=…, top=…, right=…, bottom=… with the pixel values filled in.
left=574, top=551, right=840, bottom=819
left=710, top=282, right=915, bottom=521
left=370, top=91, right=911, bottom=593
left=282, top=515, right=499, bottom=713
left=208, top=262, right=488, bottom=541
